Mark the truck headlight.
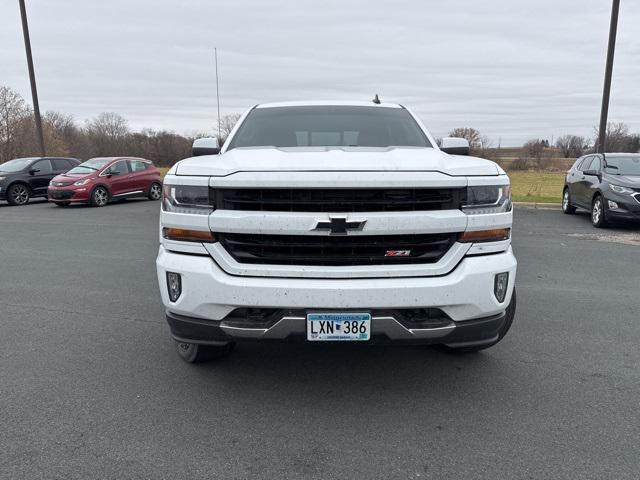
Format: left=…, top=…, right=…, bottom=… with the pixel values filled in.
left=609, top=184, right=634, bottom=195
left=162, top=185, right=214, bottom=214
left=463, top=185, right=511, bottom=214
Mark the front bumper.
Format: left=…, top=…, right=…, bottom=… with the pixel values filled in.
left=166, top=309, right=507, bottom=347
left=47, top=186, right=91, bottom=203
left=603, top=191, right=640, bottom=221
left=157, top=245, right=517, bottom=343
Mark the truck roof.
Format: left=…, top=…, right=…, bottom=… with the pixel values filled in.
left=255, top=100, right=402, bottom=109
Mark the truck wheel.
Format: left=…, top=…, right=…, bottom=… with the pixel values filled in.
left=439, top=289, right=516, bottom=354
left=174, top=341, right=235, bottom=363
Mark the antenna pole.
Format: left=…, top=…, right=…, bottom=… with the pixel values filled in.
left=215, top=47, right=221, bottom=140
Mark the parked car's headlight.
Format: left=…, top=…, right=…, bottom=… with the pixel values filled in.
left=73, top=178, right=92, bottom=186
left=609, top=184, right=635, bottom=195
left=162, top=185, right=214, bottom=214
left=463, top=185, right=511, bottom=214
left=0, top=176, right=6, bottom=182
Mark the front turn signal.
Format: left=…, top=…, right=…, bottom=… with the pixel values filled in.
left=458, top=228, right=510, bottom=243
left=163, top=228, right=216, bottom=243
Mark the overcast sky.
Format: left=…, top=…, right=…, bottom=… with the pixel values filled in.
left=1, top=0, right=639, bottom=145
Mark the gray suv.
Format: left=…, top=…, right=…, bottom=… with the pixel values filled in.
left=562, top=153, right=640, bottom=227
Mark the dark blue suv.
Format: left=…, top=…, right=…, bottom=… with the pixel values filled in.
left=0, top=157, right=80, bottom=205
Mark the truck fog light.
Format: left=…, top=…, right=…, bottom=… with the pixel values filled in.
left=494, top=272, right=509, bottom=303
left=166, top=272, right=182, bottom=302
left=608, top=200, right=618, bottom=209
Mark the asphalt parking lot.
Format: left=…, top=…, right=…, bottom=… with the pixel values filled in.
left=1, top=200, right=639, bottom=479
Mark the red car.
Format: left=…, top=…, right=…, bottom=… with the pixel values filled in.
left=48, top=157, right=163, bottom=207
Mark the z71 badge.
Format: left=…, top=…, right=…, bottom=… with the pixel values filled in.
left=385, top=250, right=411, bottom=257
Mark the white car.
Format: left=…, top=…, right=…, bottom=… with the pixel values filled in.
left=156, top=101, right=516, bottom=363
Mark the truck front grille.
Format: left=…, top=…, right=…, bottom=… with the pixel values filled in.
left=215, top=188, right=464, bottom=212
left=218, top=233, right=457, bottom=266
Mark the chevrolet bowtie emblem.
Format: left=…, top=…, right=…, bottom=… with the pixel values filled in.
left=314, top=217, right=366, bottom=235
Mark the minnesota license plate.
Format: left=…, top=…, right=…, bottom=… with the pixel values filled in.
left=306, top=313, right=371, bottom=341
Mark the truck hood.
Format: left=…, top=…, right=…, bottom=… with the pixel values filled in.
left=174, top=147, right=501, bottom=177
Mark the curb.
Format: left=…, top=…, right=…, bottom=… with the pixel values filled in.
left=513, top=202, right=561, bottom=209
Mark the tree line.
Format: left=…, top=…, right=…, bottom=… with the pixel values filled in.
left=0, top=86, right=241, bottom=167
left=447, top=125, right=640, bottom=159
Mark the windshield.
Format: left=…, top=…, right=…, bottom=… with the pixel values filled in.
left=67, top=158, right=112, bottom=174
left=0, top=157, right=37, bottom=172
left=604, top=156, right=640, bottom=176
left=227, top=106, right=432, bottom=150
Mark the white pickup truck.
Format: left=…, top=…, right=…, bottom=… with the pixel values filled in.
left=156, top=101, right=516, bottom=363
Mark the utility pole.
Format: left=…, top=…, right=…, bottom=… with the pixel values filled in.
left=597, top=0, right=620, bottom=154
left=18, top=0, right=45, bottom=156
left=215, top=48, right=221, bottom=141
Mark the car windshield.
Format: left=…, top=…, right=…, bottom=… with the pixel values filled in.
left=0, top=157, right=37, bottom=172
left=67, top=158, right=112, bottom=174
left=227, top=106, right=432, bottom=150
left=604, top=156, right=640, bottom=176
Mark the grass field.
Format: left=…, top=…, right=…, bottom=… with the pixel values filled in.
left=159, top=167, right=564, bottom=204
left=507, top=171, right=564, bottom=204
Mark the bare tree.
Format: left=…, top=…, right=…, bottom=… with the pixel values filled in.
left=555, top=135, right=589, bottom=158
left=130, top=129, right=193, bottom=166
left=448, top=127, right=494, bottom=156
left=216, top=113, right=242, bottom=144
left=627, top=134, right=640, bottom=153
left=448, top=127, right=481, bottom=149
left=478, top=135, right=493, bottom=157
left=593, top=121, right=636, bottom=152
left=0, top=86, right=30, bottom=163
left=523, top=139, right=551, bottom=169
left=85, top=112, right=130, bottom=156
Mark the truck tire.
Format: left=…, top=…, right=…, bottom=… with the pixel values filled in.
left=174, top=340, right=235, bottom=363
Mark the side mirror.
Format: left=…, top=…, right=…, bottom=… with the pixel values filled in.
left=192, top=137, right=220, bottom=156
left=440, top=137, right=470, bottom=156
left=29, top=168, right=40, bottom=175
left=105, top=169, right=120, bottom=176
left=582, top=169, right=599, bottom=177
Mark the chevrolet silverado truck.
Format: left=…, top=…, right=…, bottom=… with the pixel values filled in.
left=156, top=101, right=516, bottom=363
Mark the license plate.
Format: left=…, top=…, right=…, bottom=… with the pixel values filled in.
left=306, top=313, right=371, bottom=341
